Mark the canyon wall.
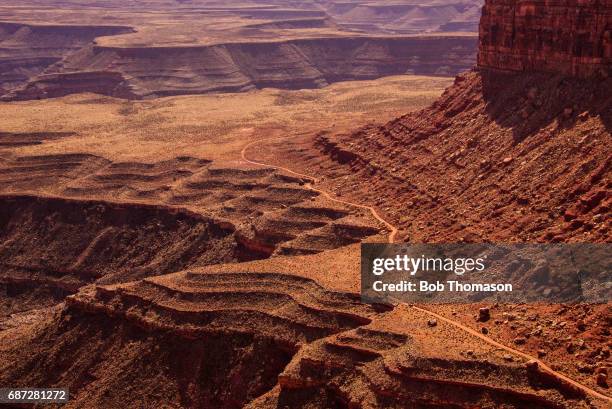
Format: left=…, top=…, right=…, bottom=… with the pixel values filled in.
left=2, top=35, right=476, bottom=100
left=478, top=0, right=611, bottom=77
left=311, top=0, right=611, bottom=244
left=0, top=22, right=133, bottom=93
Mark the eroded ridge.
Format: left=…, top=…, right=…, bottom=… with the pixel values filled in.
left=3, top=270, right=603, bottom=408
left=308, top=69, right=611, bottom=243
left=0, top=153, right=381, bottom=325
left=0, top=194, right=238, bottom=325
left=69, top=271, right=378, bottom=344
left=0, top=153, right=381, bottom=259
left=1, top=271, right=382, bottom=408
left=247, top=304, right=600, bottom=409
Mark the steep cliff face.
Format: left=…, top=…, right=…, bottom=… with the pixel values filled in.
left=478, top=0, right=611, bottom=78
left=306, top=0, right=611, bottom=243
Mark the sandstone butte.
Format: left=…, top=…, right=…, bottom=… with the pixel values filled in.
left=478, top=0, right=611, bottom=78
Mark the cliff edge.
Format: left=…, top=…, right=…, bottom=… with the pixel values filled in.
left=308, top=0, right=611, bottom=243
left=478, top=0, right=611, bottom=77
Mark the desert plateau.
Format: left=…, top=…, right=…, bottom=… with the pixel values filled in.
left=0, top=0, right=610, bottom=408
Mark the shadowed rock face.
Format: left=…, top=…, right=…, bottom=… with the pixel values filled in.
left=478, top=0, right=611, bottom=78
left=0, top=154, right=381, bottom=324
left=313, top=70, right=611, bottom=243
left=305, top=0, right=610, bottom=243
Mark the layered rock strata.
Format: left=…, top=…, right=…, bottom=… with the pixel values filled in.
left=478, top=0, right=612, bottom=77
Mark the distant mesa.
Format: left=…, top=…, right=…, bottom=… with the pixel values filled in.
left=0, top=21, right=134, bottom=98
left=0, top=1, right=482, bottom=100
left=4, top=36, right=477, bottom=101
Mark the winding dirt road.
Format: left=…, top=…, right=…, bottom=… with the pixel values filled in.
left=240, top=136, right=611, bottom=405
left=241, top=138, right=398, bottom=243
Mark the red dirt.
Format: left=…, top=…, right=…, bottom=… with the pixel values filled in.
left=271, top=69, right=611, bottom=243
left=0, top=1, right=610, bottom=408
